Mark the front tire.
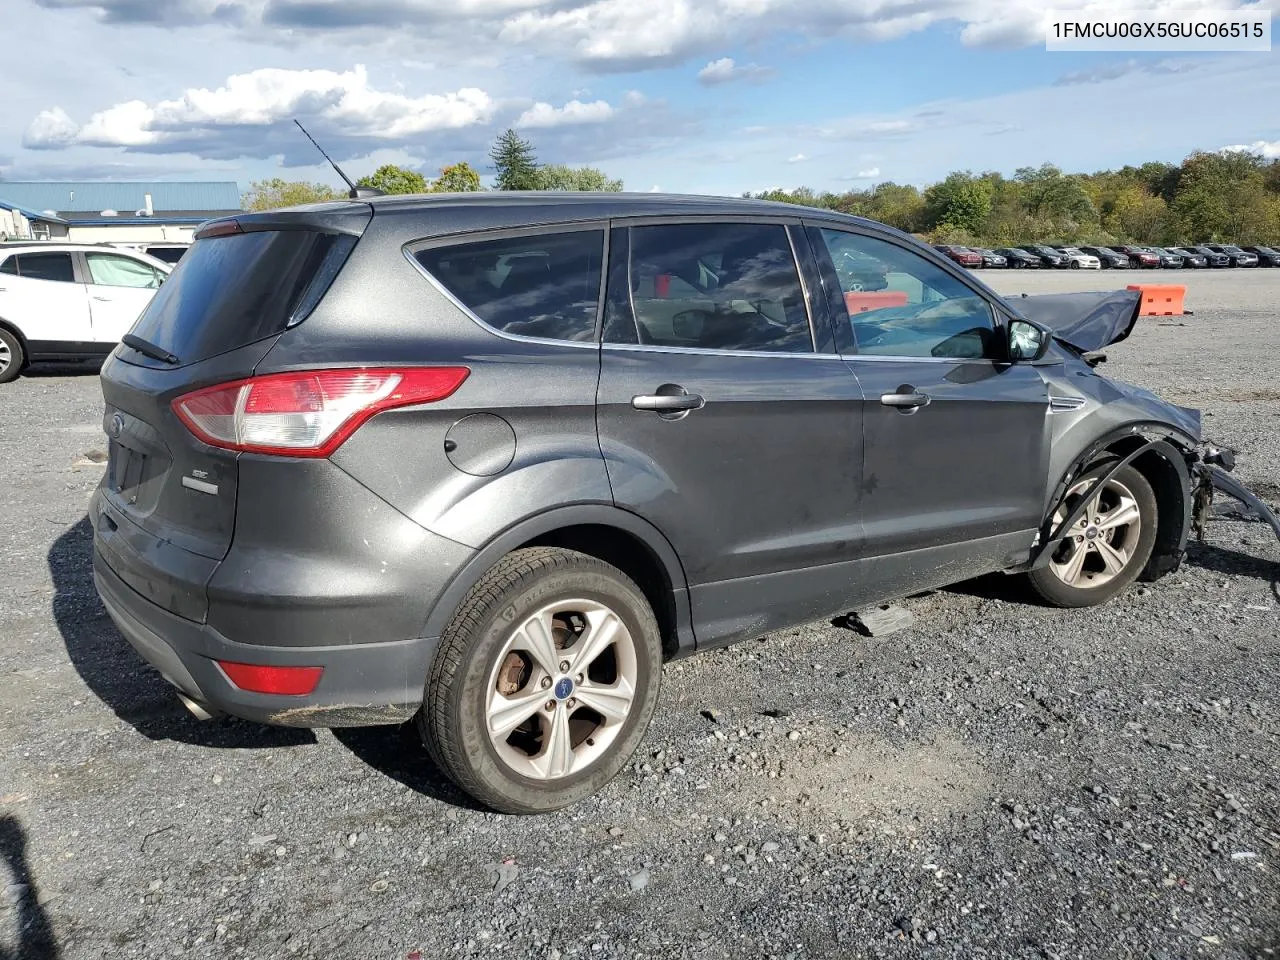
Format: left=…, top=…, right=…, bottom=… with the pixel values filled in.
left=0, top=328, right=24, bottom=384
left=1025, top=463, right=1158, bottom=608
left=420, top=547, right=662, bottom=814
left=1070, top=260, right=1081, bottom=269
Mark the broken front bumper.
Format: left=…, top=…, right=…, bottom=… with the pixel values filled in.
left=1192, top=447, right=1280, bottom=543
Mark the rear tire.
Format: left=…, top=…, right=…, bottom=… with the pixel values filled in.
left=1025, top=463, right=1158, bottom=608
left=0, top=328, right=24, bottom=384
left=420, top=547, right=662, bottom=814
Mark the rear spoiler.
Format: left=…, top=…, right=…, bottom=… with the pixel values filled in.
left=196, top=201, right=373, bottom=240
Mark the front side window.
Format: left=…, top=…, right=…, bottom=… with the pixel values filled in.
left=415, top=229, right=604, bottom=342
left=613, top=222, right=811, bottom=353
left=10, top=252, right=75, bottom=283
left=817, top=229, right=998, bottom=360
left=86, top=253, right=164, bottom=289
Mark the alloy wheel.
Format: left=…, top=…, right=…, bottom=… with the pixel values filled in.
left=0, top=340, right=9, bottom=376
left=484, top=599, right=638, bottom=781
left=1048, top=477, right=1143, bottom=589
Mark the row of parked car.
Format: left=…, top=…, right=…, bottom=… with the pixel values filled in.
left=935, top=243, right=1280, bottom=270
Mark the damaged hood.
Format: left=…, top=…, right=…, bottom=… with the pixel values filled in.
left=1003, top=289, right=1143, bottom=352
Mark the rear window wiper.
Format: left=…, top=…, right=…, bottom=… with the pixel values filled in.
left=121, top=334, right=179, bottom=365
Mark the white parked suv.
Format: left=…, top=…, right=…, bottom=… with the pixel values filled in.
left=0, top=243, right=171, bottom=384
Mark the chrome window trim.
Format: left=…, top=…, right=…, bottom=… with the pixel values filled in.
left=844, top=353, right=1000, bottom=365
left=401, top=226, right=607, bottom=351
left=602, top=342, right=843, bottom=361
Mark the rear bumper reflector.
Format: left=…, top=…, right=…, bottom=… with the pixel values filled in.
left=217, top=661, right=324, bottom=696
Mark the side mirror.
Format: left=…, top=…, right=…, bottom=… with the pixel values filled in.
left=1008, top=318, right=1050, bottom=362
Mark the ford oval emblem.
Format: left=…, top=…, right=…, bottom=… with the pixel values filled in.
left=109, top=413, right=124, bottom=439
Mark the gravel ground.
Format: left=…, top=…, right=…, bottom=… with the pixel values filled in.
left=1, top=269, right=1277, bottom=960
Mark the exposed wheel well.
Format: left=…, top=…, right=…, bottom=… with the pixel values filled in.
left=1101, top=435, right=1191, bottom=581
left=520, top=524, right=679, bottom=658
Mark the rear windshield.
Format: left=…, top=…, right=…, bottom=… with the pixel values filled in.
left=126, top=230, right=356, bottom=364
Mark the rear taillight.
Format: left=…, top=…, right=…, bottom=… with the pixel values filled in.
left=172, top=367, right=469, bottom=457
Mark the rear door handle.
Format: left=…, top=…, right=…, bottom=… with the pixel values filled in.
left=880, top=390, right=931, bottom=410
left=92, top=296, right=113, bottom=302
left=632, top=393, right=705, bottom=412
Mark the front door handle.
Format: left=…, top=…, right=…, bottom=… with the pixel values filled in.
left=92, top=296, right=113, bottom=302
left=632, top=393, right=705, bottom=412
left=880, top=389, right=931, bottom=411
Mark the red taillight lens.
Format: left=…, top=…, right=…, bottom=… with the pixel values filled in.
left=218, top=661, right=323, bottom=696
left=172, top=367, right=469, bottom=457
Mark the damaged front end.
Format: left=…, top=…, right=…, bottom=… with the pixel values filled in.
left=1007, top=286, right=1280, bottom=574
left=1191, top=446, right=1280, bottom=544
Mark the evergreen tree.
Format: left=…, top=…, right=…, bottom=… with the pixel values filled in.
left=489, top=129, right=539, bottom=191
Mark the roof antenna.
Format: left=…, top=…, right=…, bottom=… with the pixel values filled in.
left=293, top=119, right=384, bottom=199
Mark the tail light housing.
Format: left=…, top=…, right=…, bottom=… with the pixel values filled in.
left=173, top=367, right=469, bottom=457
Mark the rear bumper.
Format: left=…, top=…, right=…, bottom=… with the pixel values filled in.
left=89, top=457, right=479, bottom=726
left=94, top=550, right=438, bottom=726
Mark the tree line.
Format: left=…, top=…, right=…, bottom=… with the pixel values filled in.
left=243, top=128, right=622, bottom=211
left=750, top=149, right=1280, bottom=246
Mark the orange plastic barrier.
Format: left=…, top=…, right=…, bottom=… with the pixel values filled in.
left=845, top=291, right=909, bottom=314
left=1127, top=283, right=1186, bottom=317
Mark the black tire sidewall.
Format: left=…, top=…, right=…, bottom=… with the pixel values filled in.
left=0, top=329, right=23, bottom=384
left=432, top=557, right=661, bottom=813
left=1028, top=463, right=1159, bottom=608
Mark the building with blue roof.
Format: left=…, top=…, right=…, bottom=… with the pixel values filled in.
left=0, top=198, right=68, bottom=241
left=0, top=181, right=242, bottom=243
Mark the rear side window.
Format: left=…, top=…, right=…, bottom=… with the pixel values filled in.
left=415, top=229, right=604, bottom=342
left=126, top=230, right=356, bottom=365
left=6, top=252, right=75, bottom=283
left=86, top=253, right=164, bottom=289
left=612, top=222, right=812, bottom=353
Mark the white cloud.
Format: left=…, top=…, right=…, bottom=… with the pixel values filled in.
left=696, top=57, right=773, bottom=85
left=516, top=98, right=615, bottom=128
left=29, top=0, right=1271, bottom=72
left=22, top=107, right=79, bottom=148
left=853, top=166, right=880, bottom=178
left=862, top=120, right=912, bottom=135
left=1220, top=139, right=1280, bottom=158
left=25, top=65, right=494, bottom=150
left=787, top=152, right=807, bottom=163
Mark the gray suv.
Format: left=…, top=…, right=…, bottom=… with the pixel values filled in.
left=90, top=193, right=1274, bottom=813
